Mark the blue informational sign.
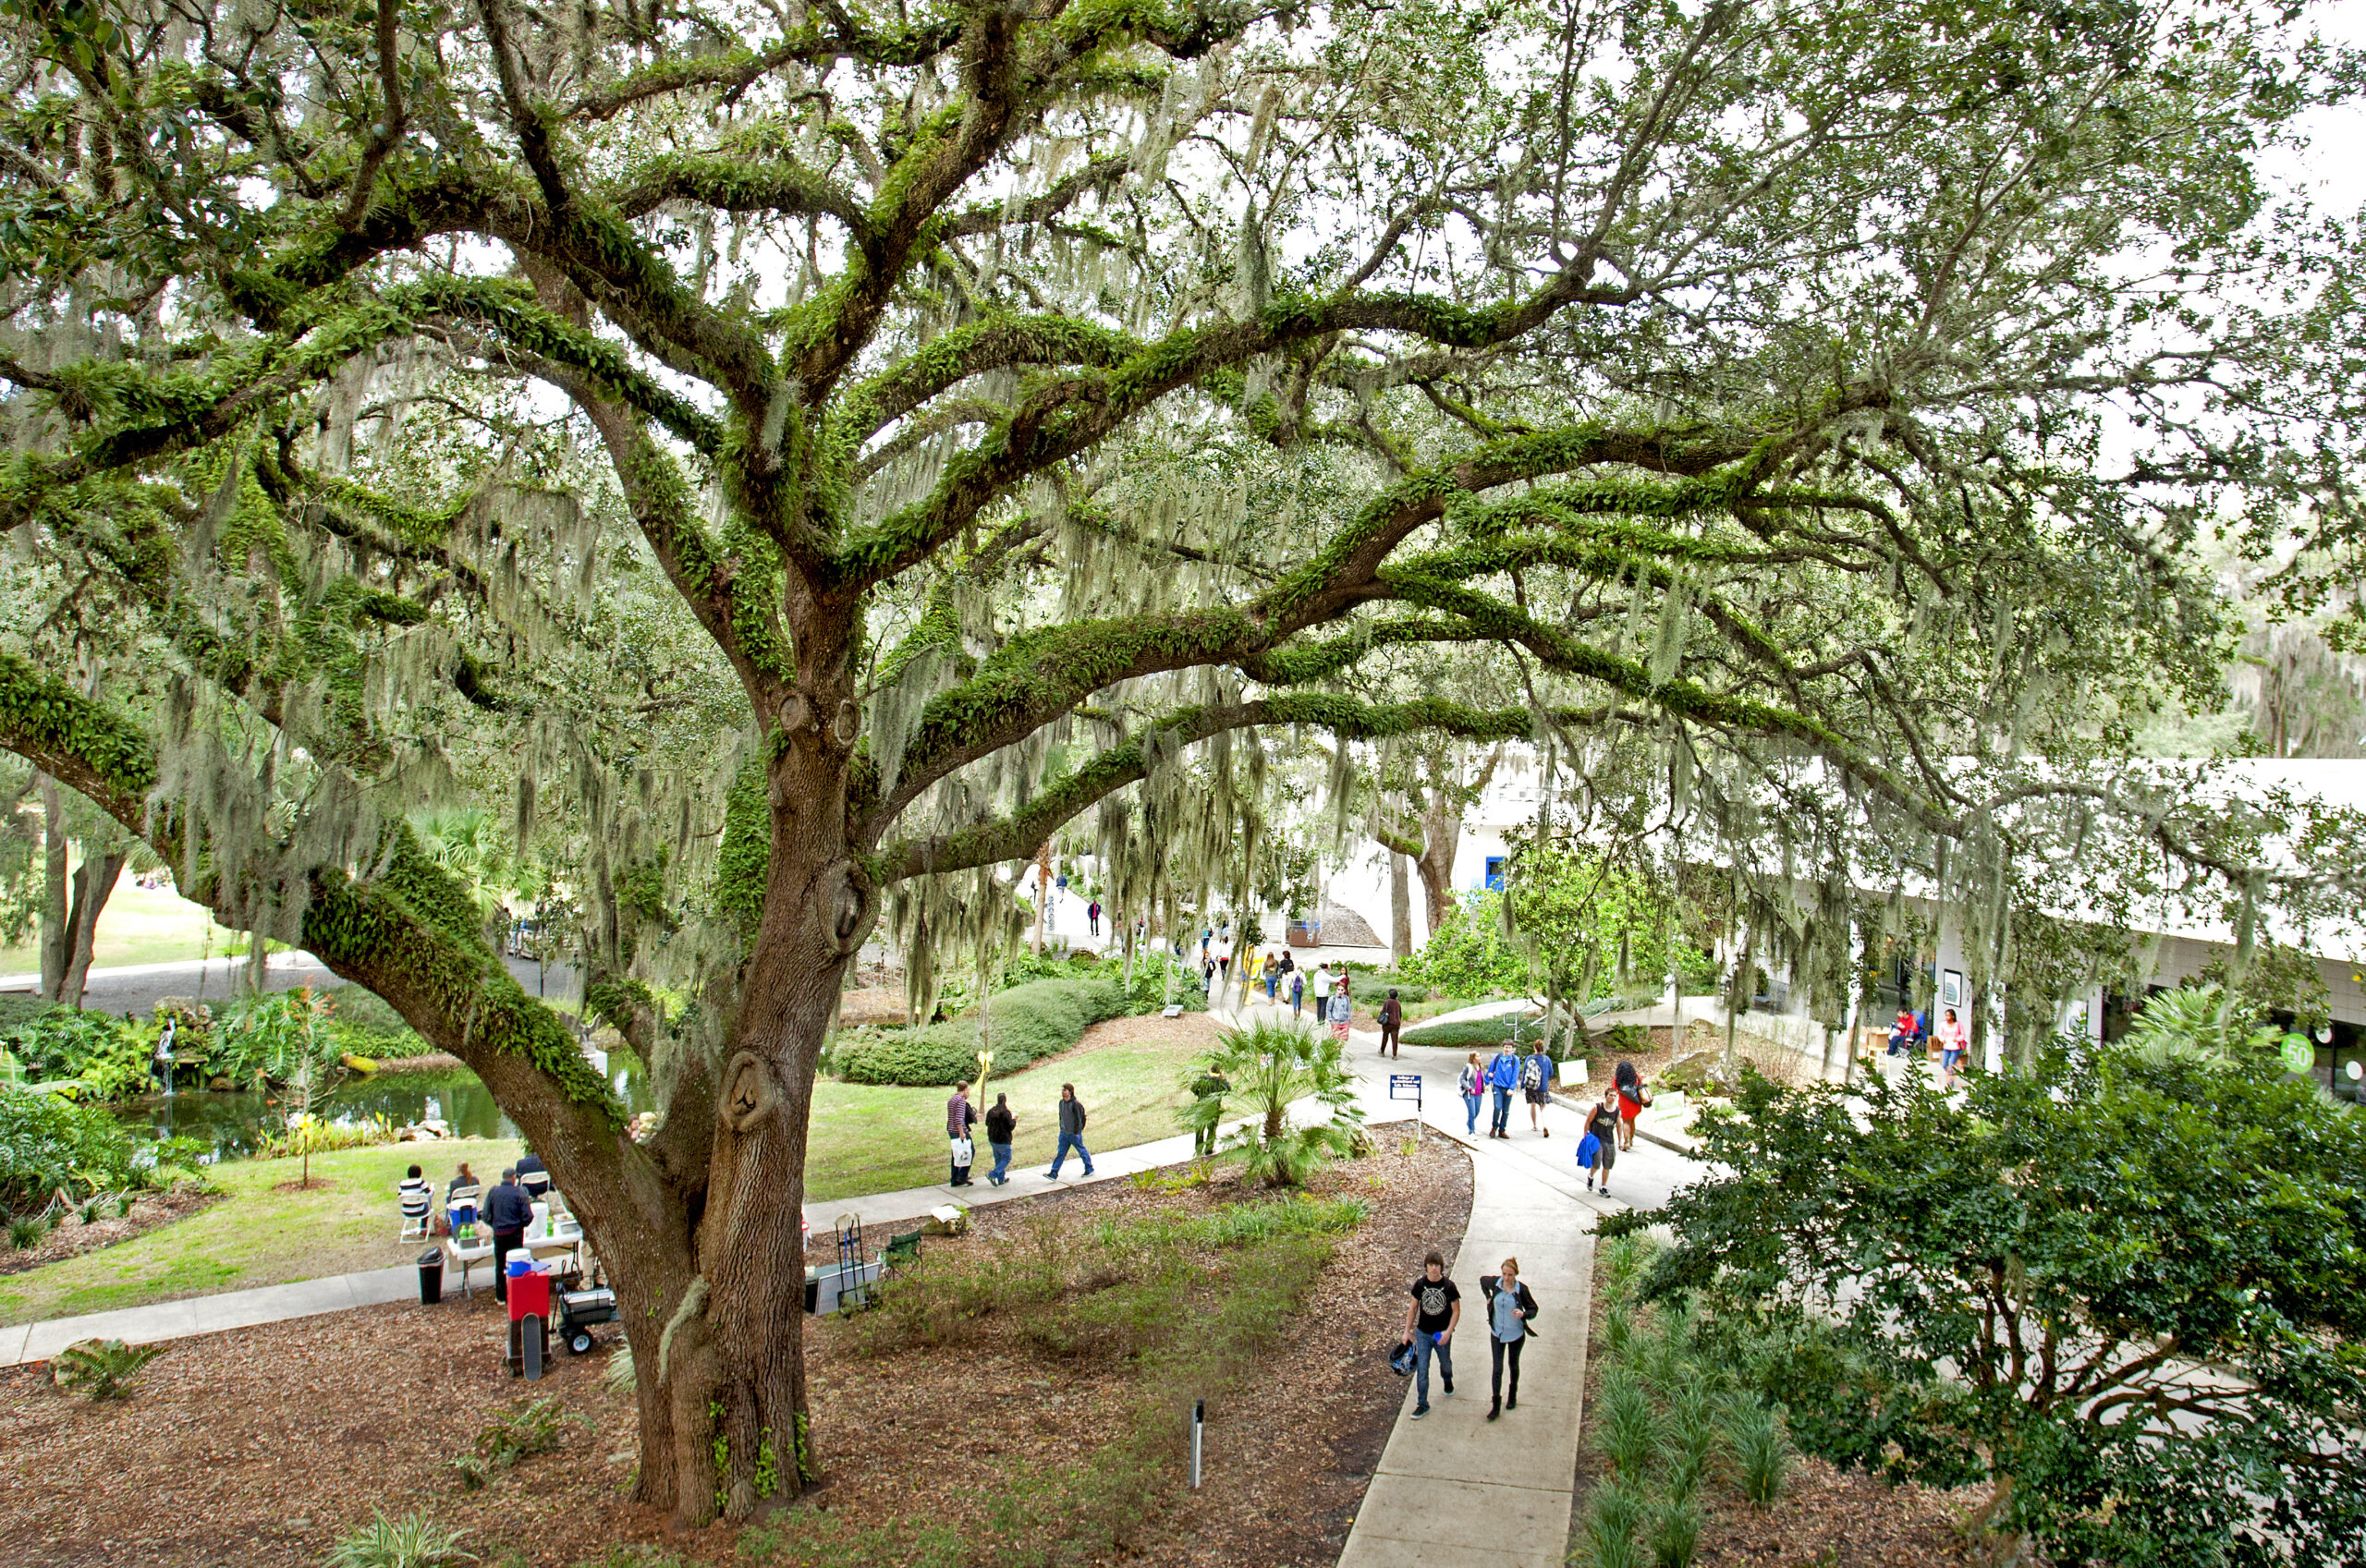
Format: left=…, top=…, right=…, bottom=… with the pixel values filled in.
left=1388, top=1073, right=1422, bottom=1105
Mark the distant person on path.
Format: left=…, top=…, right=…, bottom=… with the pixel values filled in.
left=1264, top=951, right=1282, bottom=1003
left=1887, top=1003, right=1920, bottom=1057
left=1935, top=1007, right=1971, bottom=1088
left=1614, top=1059, right=1648, bottom=1150
left=1189, top=1061, right=1231, bottom=1156
left=1480, top=1258, right=1540, bottom=1420
left=1459, top=1051, right=1485, bottom=1135
left=1400, top=1250, right=1460, bottom=1417
left=1327, top=977, right=1353, bottom=1045
left=947, top=1081, right=979, bottom=1186
left=1487, top=1042, right=1521, bottom=1137
left=1088, top=898, right=1101, bottom=936
left=397, top=1163, right=433, bottom=1239
left=1048, top=1083, right=1094, bottom=1178
left=1289, top=966, right=1306, bottom=1018
left=1214, top=931, right=1233, bottom=980
left=1310, top=963, right=1333, bottom=1010
left=1378, top=989, right=1403, bottom=1058
left=1201, top=926, right=1213, bottom=963
left=1583, top=1091, right=1621, bottom=1195
left=984, top=1093, right=1017, bottom=1185
left=486, top=1168, right=534, bottom=1303
left=1522, top=1043, right=1552, bottom=1135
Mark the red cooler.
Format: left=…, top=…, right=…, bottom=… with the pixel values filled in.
left=506, top=1267, right=553, bottom=1379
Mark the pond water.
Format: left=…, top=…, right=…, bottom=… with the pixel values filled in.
left=113, top=1052, right=659, bottom=1160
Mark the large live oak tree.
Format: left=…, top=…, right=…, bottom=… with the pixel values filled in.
left=2, top=0, right=2359, bottom=1524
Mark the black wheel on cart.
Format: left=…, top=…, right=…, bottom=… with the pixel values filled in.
left=567, top=1327, right=596, bottom=1355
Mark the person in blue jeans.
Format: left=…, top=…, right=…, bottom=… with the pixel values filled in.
left=1047, top=1083, right=1094, bottom=1178
left=1399, top=1251, right=1461, bottom=1416
left=983, top=1093, right=1017, bottom=1185
left=1486, top=1045, right=1521, bottom=1137
left=1458, top=1053, right=1484, bottom=1134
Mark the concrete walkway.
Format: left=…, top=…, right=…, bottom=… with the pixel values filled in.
left=1, top=1263, right=416, bottom=1367
left=1339, top=1126, right=1595, bottom=1568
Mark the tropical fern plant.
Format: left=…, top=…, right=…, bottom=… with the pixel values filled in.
left=52, top=1337, right=165, bottom=1399
left=1183, top=1017, right=1365, bottom=1187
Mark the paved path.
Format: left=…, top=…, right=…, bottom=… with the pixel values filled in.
left=1338, top=1124, right=1595, bottom=1568
left=1, top=1263, right=416, bottom=1367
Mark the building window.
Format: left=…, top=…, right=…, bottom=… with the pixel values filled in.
left=1484, top=857, right=1506, bottom=892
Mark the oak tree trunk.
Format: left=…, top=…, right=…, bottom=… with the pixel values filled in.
left=60, top=846, right=125, bottom=1010
left=38, top=773, right=67, bottom=1003
left=1389, top=852, right=1412, bottom=961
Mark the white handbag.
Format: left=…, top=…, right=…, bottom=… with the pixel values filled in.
left=949, top=1136, right=975, bottom=1164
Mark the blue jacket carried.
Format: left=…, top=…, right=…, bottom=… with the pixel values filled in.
left=1488, top=1050, right=1521, bottom=1089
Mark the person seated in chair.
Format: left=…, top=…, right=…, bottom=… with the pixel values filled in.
left=445, top=1161, right=482, bottom=1235
left=515, top=1148, right=549, bottom=1201
left=396, top=1164, right=433, bottom=1240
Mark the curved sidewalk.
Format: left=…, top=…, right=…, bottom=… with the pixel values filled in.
left=1337, top=1101, right=1598, bottom=1568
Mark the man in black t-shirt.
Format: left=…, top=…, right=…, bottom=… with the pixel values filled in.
left=1398, top=1250, right=1461, bottom=1416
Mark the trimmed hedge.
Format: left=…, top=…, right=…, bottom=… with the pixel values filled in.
left=833, top=977, right=1129, bottom=1087
left=1399, top=1014, right=1540, bottom=1051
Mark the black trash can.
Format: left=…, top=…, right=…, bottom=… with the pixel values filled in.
left=417, top=1248, right=445, bottom=1305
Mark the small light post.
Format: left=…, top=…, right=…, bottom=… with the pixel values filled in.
left=1189, top=1398, right=1204, bottom=1489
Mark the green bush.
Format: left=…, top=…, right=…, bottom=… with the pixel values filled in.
left=1398, top=1013, right=1537, bottom=1051
left=1397, top=892, right=1528, bottom=998
left=3, top=1008, right=152, bottom=1097
left=1348, top=972, right=1429, bottom=1006
left=321, top=985, right=436, bottom=1059
left=0, top=1084, right=140, bottom=1209
left=833, top=977, right=1128, bottom=1086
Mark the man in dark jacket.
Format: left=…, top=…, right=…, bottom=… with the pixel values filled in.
left=1047, top=1083, right=1094, bottom=1178
left=486, top=1168, right=535, bottom=1303
left=515, top=1148, right=549, bottom=1199
left=1378, top=989, right=1404, bottom=1057
left=983, top=1093, right=1017, bottom=1185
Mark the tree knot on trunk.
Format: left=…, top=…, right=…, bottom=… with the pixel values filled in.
left=824, top=857, right=873, bottom=954
left=722, top=1051, right=780, bottom=1132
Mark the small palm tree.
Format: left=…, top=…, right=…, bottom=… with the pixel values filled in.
left=2121, top=983, right=2306, bottom=1071
left=1184, top=1015, right=1364, bottom=1187
left=408, top=807, right=516, bottom=938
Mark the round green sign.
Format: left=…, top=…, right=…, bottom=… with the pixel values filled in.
left=2279, top=1034, right=2314, bottom=1074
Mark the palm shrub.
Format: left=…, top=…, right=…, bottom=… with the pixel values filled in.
left=1184, top=1016, right=1364, bottom=1188
left=325, top=1509, right=478, bottom=1568
left=1648, top=1495, right=1701, bottom=1568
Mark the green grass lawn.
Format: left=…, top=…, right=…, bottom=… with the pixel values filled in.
left=1, top=1015, right=1225, bottom=1325
left=805, top=1012, right=1216, bottom=1201
left=0, top=868, right=246, bottom=977
left=0, top=1136, right=520, bottom=1326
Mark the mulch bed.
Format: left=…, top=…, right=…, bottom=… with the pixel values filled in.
left=0, top=1125, right=1470, bottom=1568
left=0, top=1190, right=221, bottom=1279
left=1574, top=1248, right=1979, bottom=1568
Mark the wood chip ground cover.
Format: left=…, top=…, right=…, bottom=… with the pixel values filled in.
left=0, top=1127, right=1471, bottom=1567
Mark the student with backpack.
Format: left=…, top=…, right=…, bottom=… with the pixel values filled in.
left=1398, top=1250, right=1460, bottom=1418
left=1486, top=1043, right=1522, bottom=1137
left=1582, top=1090, right=1621, bottom=1195
left=1479, top=1258, right=1541, bottom=1420
left=1047, top=1083, right=1094, bottom=1178
left=1521, top=1043, right=1553, bottom=1135
left=1614, top=1058, right=1650, bottom=1150
left=1289, top=966, right=1306, bottom=1018
left=1458, top=1051, right=1485, bottom=1135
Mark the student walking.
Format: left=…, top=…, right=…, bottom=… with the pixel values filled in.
left=1480, top=1258, right=1540, bottom=1420
left=1521, top=1043, right=1552, bottom=1135
left=1582, top=1090, right=1621, bottom=1195
left=1378, top=989, right=1404, bottom=1057
left=984, top=1093, right=1017, bottom=1185
left=1289, top=966, right=1305, bottom=1018
left=1088, top=898, right=1101, bottom=936
left=1613, top=1058, right=1648, bottom=1150
left=1047, top=1083, right=1094, bottom=1177
left=1934, top=1007, right=1971, bottom=1088
left=946, top=1081, right=979, bottom=1186
left=1399, top=1250, right=1460, bottom=1417
left=1189, top=1061, right=1231, bottom=1156
left=1459, top=1051, right=1485, bottom=1135
left=1486, top=1043, right=1521, bottom=1137
left=1327, top=978, right=1353, bottom=1045
left=1264, top=952, right=1282, bottom=1003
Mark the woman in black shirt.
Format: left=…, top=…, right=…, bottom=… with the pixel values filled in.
left=1584, top=1090, right=1621, bottom=1196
